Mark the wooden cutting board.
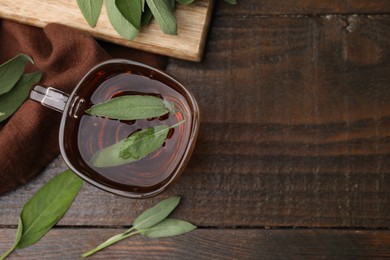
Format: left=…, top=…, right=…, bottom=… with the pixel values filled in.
left=0, top=0, right=213, bottom=61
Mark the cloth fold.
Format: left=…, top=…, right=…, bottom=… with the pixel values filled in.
left=0, top=20, right=166, bottom=195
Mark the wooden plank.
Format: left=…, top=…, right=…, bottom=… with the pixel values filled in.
left=216, top=0, right=390, bottom=15
left=1, top=229, right=390, bottom=259
left=1, top=16, right=390, bottom=228
left=0, top=0, right=213, bottom=61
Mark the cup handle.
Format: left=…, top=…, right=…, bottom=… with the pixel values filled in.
left=30, top=85, right=69, bottom=113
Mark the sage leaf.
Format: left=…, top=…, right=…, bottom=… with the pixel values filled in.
left=16, top=170, right=83, bottom=248
left=146, top=0, right=177, bottom=35
left=77, top=0, right=103, bottom=27
left=115, top=0, right=142, bottom=30
left=0, top=72, right=42, bottom=123
left=175, top=0, right=194, bottom=5
left=0, top=218, right=23, bottom=260
left=0, top=54, right=33, bottom=96
left=90, top=120, right=184, bottom=167
left=106, top=0, right=139, bottom=40
left=142, top=218, right=196, bottom=238
left=133, top=196, right=180, bottom=230
left=85, top=95, right=169, bottom=120
left=164, top=0, right=176, bottom=11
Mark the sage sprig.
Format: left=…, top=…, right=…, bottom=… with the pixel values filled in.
left=0, top=170, right=83, bottom=260
left=82, top=196, right=196, bottom=258
left=0, top=54, right=42, bottom=123
left=77, top=0, right=238, bottom=40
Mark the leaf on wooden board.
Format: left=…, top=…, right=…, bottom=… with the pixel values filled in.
left=85, top=95, right=169, bottom=120
left=0, top=54, right=33, bottom=96
left=0, top=72, right=42, bottom=123
left=106, top=0, right=139, bottom=40
left=141, top=218, right=196, bottom=237
left=16, top=170, right=83, bottom=248
left=146, top=0, right=177, bottom=35
left=76, top=0, right=103, bottom=28
left=115, top=0, right=143, bottom=30
left=175, top=0, right=194, bottom=5
left=133, top=196, right=181, bottom=230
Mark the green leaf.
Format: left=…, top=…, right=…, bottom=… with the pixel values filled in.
left=133, top=196, right=181, bottom=230
left=90, top=121, right=184, bottom=167
left=77, top=0, right=103, bottom=28
left=0, top=72, right=42, bottom=123
left=85, top=95, right=169, bottom=120
left=175, top=0, right=194, bottom=5
left=164, top=0, right=176, bottom=11
left=15, top=170, right=83, bottom=248
left=115, top=0, right=143, bottom=30
left=0, top=218, right=23, bottom=260
left=146, top=0, right=177, bottom=35
left=106, top=0, right=139, bottom=40
left=142, top=218, right=196, bottom=238
left=0, top=54, right=33, bottom=96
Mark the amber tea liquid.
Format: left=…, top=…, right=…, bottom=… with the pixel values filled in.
left=61, top=62, right=193, bottom=196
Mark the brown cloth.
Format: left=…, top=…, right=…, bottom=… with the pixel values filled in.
left=0, top=20, right=167, bottom=195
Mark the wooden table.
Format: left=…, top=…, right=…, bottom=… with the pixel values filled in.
left=1, top=1, right=390, bottom=258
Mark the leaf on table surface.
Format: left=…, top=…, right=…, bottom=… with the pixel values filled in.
left=0, top=72, right=42, bottom=123
left=16, top=170, right=83, bottom=248
left=85, top=95, right=169, bottom=120
left=141, top=218, right=196, bottom=237
left=0, top=54, right=33, bottom=96
left=133, top=196, right=181, bottom=230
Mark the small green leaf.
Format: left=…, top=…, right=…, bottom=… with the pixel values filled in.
left=175, top=0, right=194, bottom=5
left=142, top=218, right=196, bottom=238
left=0, top=218, right=23, bottom=260
left=106, top=0, right=139, bottom=40
left=146, top=0, right=177, bottom=35
left=0, top=72, right=42, bottom=123
left=133, top=196, right=181, bottom=230
left=77, top=0, right=103, bottom=28
left=115, top=0, right=143, bottom=30
left=164, top=0, right=176, bottom=11
left=16, top=170, right=83, bottom=248
left=0, top=54, right=33, bottom=96
left=86, top=95, right=169, bottom=120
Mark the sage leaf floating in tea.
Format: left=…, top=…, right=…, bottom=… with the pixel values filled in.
left=85, top=95, right=170, bottom=120
left=115, top=0, right=143, bottom=30
left=146, top=0, right=177, bottom=35
left=106, top=0, right=139, bottom=40
left=0, top=54, right=33, bottom=96
left=82, top=196, right=196, bottom=258
left=1, top=170, right=83, bottom=259
left=133, top=196, right=180, bottom=229
left=76, top=0, right=103, bottom=28
left=0, top=72, right=42, bottom=123
left=90, top=120, right=185, bottom=167
left=141, top=218, right=196, bottom=238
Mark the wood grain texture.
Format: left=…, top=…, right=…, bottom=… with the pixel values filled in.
left=1, top=229, right=390, bottom=259
left=0, top=15, right=389, bottom=229
left=0, top=0, right=213, bottom=61
left=216, top=0, right=390, bottom=15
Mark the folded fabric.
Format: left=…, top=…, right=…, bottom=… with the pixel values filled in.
left=0, top=20, right=166, bottom=195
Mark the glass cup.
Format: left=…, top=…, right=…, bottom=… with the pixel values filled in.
left=30, top=59, right=200, bottom=198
